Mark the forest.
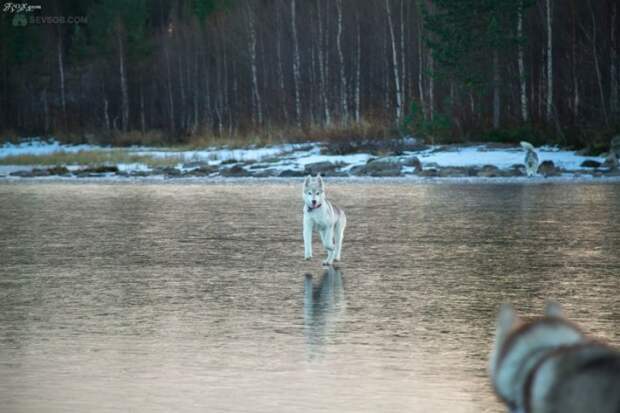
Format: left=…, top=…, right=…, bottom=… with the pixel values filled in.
left=0, top=0, right=618, bottom=148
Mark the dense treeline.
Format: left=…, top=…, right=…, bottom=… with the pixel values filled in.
left=0, top=0, right=618, bottom=146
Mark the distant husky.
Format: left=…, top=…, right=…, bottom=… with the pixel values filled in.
left=489, top=303, right=620, bottom=413
left=303, top=175, right=347, bottom=266
left=520, top=141, right=540, bottom=176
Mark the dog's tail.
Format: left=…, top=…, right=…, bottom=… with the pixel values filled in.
left=520, top=141, right=536, bottom=153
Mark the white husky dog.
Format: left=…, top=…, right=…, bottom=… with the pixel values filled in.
left=520, top=141, right=540, bottom=176
left=489, top=302, right=620, bottom=413
left=302, top=175, right=347, bottom=266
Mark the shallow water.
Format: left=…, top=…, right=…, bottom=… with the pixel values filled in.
left=0, top=181, right=619, bottom=413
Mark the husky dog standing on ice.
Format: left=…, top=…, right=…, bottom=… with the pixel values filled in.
left=489, top=302, right=620, bottom=413
left=520, top=141, right=540, bottom=176
left=302, top=175, right=346, bottom=266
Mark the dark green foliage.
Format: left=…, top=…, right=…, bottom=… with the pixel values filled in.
left=402, top=101, right=452, bottom=141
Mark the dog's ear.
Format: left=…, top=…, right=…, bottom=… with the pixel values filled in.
left=497, top=304, right=517, bottom=336
left=544, top=301, right=563, bottom=318
left=489, top=304, right=518, bottom=376
left=316, top=174, right=324, bottom=189
left=304, top=175, right=311, bottom=188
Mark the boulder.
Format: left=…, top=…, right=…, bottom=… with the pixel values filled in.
left=363, top=158, right=402, bottom=176
left=79, top=165, right=119, bottom=174
left=419, top=168, right=439, bottom=177
left=47, top=166, right=70, bottom=175
left=538, top=160, right=559, bottom=177
left=219, top=165, right=250, bottom=177
left=477, top=164, right=500, bottom=178
left=10, top=168, right=50, bottom=177
left=401, top=156, right=422, bottom=172
left=251, top=169, right=280, bottom=177
left=278, top=169, right=306, bottom=177
left=184, top=166, right=217, bottom=176
left=304, top=161, right=342, bottom=176
left=182, top=160, right=210, bottom=169
left=439, top=167, right=469, bottom=177
left=580, top=160, right=602, bottom=168
left=509, top=164, right=526, bottom=177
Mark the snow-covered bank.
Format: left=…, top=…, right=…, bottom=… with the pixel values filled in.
left=0, top=138, right=615, bottom=180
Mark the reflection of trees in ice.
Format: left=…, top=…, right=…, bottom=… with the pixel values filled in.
left=303, top=267, right=346, bottom=358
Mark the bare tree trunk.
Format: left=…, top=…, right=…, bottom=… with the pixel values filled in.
left=589, top=0, right=609, bottom=127
left=417, top=9, right=427, bottom=120
left=355, top=11, right=361, bottom=123
left=42, top=88, right=49, bottom=133
left=276, top=3, right=288, bottom=123
left=140, top=84, right=146, bottom=133
left=545, top=0, right=553, bottom=122
left=517, top=0, right=529, bottom=122
left=117, top=26, right=129, bottom=132
left=103, top=81, right=110, bottom=130
left=429, top=49, right=434, bottom=121
left=571, top=2, right=579, bottom=121
left=610, top=2, right=618, bottom=118
left=493, top=50, right=500, bottom=129
left=165, top=41, right=175, bottom=132
left=386, top=0, right=402, bottom=122
left=291, top=0, right=302, bottom=128
left=247, top=4, right=263, bottom=126
left=316, top=0, right=330, bottom=126
left=336, top=0, right=348, bottom=124
left=400, top=0, right=406, bottom=111
left=57, top=33, right=66, bottom=121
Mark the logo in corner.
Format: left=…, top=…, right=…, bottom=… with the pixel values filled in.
left=12, top=13, right=27, bottom=26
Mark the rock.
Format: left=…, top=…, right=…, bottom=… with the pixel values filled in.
left=580, top=160, right=602, bottom=168
left=219, top=165, right=250, bottom=177
left=510, top=164, right=526, bottom=176
left=538, top=160, right=559, bottom=176
left=401, top=156, right=422, bottom=172
left=183, top=166, right=217, bottom=176
left=477, top=164, right=500, bottom=178
left=419, top=168, right=439, bottom=177
left=439, top=167, right=469, bottom=177
left=321, top=138, right=428, bottom=156
left=304, top=161, right=342, bottom=176
left=47, top=166, right=70, bottom=175
left=80, top=165, right=119, bottom=174
left=278, top=169, right=306, bottom=177
left=10, top=169, right=50, bottom=177
left=152, top=166, right=181, bottom=176
left=252, top=169, right=281, bottom=177
left=182, top=160, right=210, bottom=169
left=361, top=158, right=403, bottom=176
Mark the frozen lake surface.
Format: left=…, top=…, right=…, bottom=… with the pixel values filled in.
left=0, top=181, right=619, bottom=412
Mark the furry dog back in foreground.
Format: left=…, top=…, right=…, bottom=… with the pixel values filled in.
left=302, top=175, right=347, bottom=266
left=489, top=303, right=620, bottom=413
left=520, top=141, right=540, bottom=176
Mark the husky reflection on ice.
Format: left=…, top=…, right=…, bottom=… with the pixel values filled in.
left=304, top=268, right=345, bottom=356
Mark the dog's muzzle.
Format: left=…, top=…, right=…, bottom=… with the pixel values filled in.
left=307, top=203, right=322, bottom=212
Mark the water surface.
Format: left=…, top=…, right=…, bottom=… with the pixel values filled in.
left=1, top=181, right=619, bottom=412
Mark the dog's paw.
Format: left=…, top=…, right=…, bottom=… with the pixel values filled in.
left=304, top=256, right=312, bottom=261
left=322, top=260, right=333, bottom=266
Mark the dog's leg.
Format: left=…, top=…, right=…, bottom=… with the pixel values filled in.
left=320, top=227, right=335, bottom=266
left=303, top=218, right=313, bottom=260
left=334, top=215, right=346, bottom=261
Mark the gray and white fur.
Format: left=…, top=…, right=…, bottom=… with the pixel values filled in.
left=489, top=302, right=620, bottom=413
left=302, top=175, right=347, bottom=266
left=521, top=141, right=540, bottom=177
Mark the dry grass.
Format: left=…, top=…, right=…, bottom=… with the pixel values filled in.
left=0, top=149, right=181, bottom=167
